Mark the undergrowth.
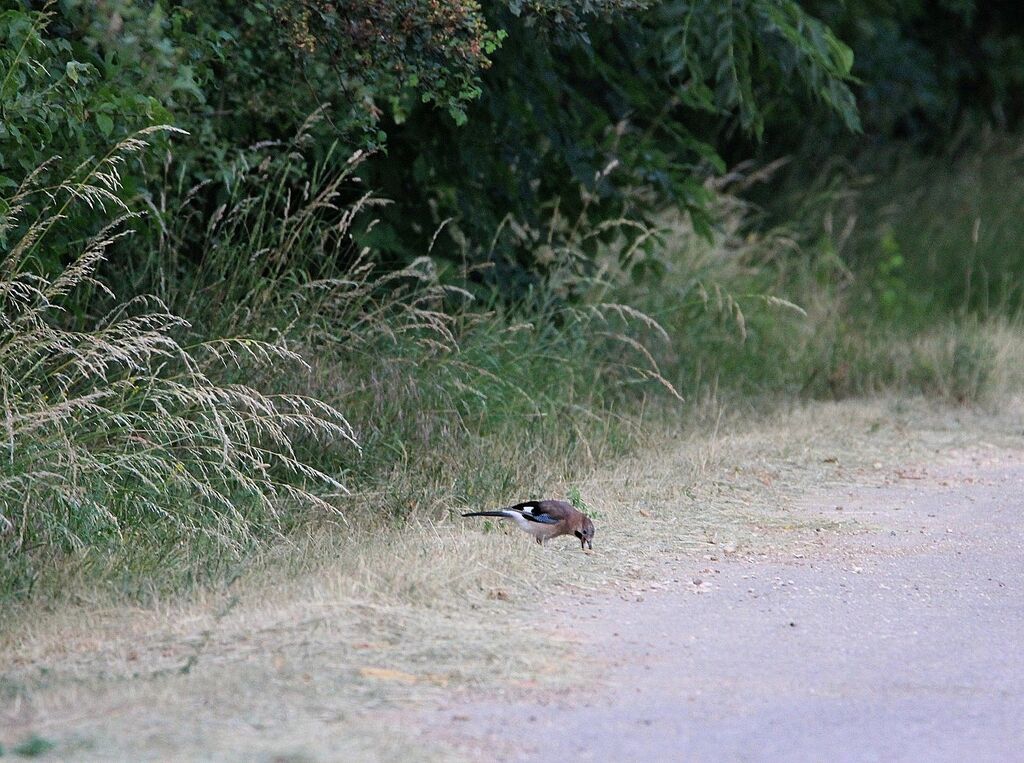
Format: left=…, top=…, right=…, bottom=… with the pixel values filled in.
left=1, top=131, right=1021, bottom=604
left=0, top=131, right=356, bottom=597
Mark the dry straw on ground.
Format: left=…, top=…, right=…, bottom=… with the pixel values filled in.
left=3, top=394, right=1023, bottom=760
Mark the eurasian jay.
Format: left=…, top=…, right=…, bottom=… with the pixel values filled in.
left=462, top=500, right=595, bottom=550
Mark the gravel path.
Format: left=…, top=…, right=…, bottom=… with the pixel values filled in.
left=420, top=450, right=1024, bottom=762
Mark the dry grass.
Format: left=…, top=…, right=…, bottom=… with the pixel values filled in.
left=0, top=131, right=358, bottom=560
left=3, top=394, right=1023, bottom=760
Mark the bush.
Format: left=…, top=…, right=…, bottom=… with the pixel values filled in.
left=368, top=0, right=860, bottom=269
left=2, top=1, right=862, bottom=275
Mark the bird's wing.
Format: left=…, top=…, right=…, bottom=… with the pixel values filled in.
left=510, top=501, right=569, bottom=525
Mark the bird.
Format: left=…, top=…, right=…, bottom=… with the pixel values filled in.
left=462, top=499, right=595, bottom=550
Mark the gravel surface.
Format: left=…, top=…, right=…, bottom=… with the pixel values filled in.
left=421, top=450, right=1024, bottom=762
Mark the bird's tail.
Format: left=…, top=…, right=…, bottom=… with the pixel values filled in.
left=461, top=510, right=511, bottom=518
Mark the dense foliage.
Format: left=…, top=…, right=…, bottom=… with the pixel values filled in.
left=808, top=0, right=1024, bottom=141
left=2, top=1, right=857, bottom=262
left=367, top=0, right=861, bottom=264
left=2, top=0, right=1022, bottom=592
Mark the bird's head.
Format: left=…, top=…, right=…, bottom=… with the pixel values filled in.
left=575, top=516, right=595, bottom=550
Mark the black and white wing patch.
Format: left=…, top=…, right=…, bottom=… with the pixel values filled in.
left=512, top=502, right=560, bottom=525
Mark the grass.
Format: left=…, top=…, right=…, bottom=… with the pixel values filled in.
left=3, top=395, right=1023, bottom=759
left=0, top=132, right=357, bottom=599
left=2, top=127, right=1024, bottom=757
left=878, top=134, right=1024, bottom=315
left=3, top=132, right=1023, bottom=604
left=775, top=132, right=1024, bottom=319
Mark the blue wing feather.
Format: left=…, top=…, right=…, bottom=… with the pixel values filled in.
left=528, top=512, right=560, bottom=524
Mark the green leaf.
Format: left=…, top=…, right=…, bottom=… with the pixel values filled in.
left=96, top=113, right=114, bottom=136
left=835, top=39, right=854, bottom=75
left=448, top=106, right=468, bottom=126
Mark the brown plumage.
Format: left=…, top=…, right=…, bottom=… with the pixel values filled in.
left=462, top=499, right=595, bottom=550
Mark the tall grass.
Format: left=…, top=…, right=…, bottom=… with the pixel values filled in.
left=1, top=134, right=695, bottom=597
left=778, top=133, right=1024, bottom=319
left=4, top=129, right=1021, bottom=602
left=707, top=150, right=1024, bottom=404
left=0, top=131, right=357, bottom=593
left=138, top=145, right=693, bottom=521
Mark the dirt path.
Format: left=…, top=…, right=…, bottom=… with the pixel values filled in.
left=415, top=450, right=1024, bottom=761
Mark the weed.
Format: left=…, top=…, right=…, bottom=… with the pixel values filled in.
left=0, top=132, right=355, bottom=576
left=12, top=735, right=55, bottom=757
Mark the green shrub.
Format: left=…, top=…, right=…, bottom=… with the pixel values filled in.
left=369, top=0, right=860, bottom=269
left=805, top=1, right=1024, bottom=141
left=0, top=4, right=164, bottom=182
